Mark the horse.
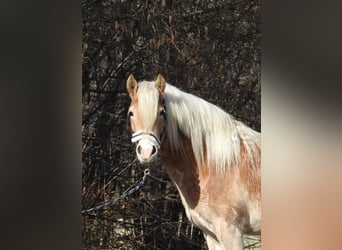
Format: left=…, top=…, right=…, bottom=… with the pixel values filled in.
left=126, top=74, right=261, bottom=250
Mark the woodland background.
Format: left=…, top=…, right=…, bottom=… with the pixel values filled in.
left=82, top=0, right=260, bottom=249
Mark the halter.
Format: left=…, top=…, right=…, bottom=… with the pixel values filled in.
left=131, top=130, right=161, bottom=148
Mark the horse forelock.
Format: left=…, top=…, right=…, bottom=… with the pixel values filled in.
left=163, top=84, right=260, bottom=173
left=137, top=81, right=160, bottom=131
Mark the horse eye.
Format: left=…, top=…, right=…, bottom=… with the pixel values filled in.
left=128, top=111, right=134, bottom=118
left=160, top=110, right=166, bottom=116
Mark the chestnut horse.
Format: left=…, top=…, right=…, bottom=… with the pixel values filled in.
left=126, top=74, right=260, bottom=250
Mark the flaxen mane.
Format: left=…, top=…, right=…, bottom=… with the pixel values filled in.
left=137, top=81, right=260, bottom=173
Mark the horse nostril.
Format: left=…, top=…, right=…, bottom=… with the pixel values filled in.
left=137, top=145, right=142, bottom=154
left=151, top=145, right=156, bottom=155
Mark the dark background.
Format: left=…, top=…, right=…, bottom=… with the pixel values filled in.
left=82, top=0, right=260, bottom=249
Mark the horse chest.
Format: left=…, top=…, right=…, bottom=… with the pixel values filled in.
left=165, top=163, right=219, bottom=234
left=177, top=187, right=216, bottom=234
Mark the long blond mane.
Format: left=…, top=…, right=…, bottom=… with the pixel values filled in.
left=138, top=81, right=260, bottom=172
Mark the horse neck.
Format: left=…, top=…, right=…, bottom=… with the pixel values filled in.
left=160, top=135, right=196, bottom=177
left=160, top=136, right=201, bottom=208
left=160, top=128, right=261, bottom=208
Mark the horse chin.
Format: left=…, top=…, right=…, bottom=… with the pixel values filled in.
left=137, top=155, right=158, bottom=166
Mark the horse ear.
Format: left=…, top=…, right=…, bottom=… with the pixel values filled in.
left=126, top=74, right=138, bottom=97
left=155, top=74, right=166, bottom=95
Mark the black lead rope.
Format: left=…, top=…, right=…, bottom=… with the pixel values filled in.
left=82, top=168, right=150, bottom=214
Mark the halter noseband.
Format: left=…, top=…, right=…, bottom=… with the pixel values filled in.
left=131, top=130, right=161, bottom=149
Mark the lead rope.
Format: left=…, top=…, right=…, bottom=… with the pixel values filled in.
left=82, top=168, right=150, bottom=214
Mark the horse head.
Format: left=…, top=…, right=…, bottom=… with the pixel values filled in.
left=126, top=74, right=167, bottom=164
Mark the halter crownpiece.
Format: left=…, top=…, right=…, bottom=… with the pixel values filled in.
left=131, top=130, right=161, bottom=148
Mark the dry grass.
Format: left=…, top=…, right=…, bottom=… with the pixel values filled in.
left=244, top=235, right=261, bottom=249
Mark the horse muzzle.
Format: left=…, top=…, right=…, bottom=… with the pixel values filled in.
left=131, top=131, right=161, bottom=164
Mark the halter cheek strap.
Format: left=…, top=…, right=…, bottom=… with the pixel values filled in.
left=131, top=130, right=161, bottom=149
